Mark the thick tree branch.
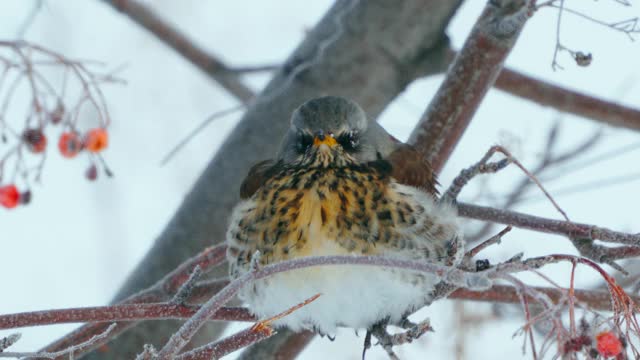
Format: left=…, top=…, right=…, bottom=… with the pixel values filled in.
left=409, top=0, right=532, bottom=173
left=495, top=68, right=640, bottom=131
left=449, top=285, right=640, bottom=311
left=100, top=0, right=254, bottom=103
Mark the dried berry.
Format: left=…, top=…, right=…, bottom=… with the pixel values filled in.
left=84, top=128, right=108, bottom=153
left=574, top=52, right=592, bottom=67
left=49, top=102, right=65, bottom=125
left=58, top=132, right=83, bottom=158
left=86, top=164, right=98, bottom=181
left=22, top=128, right=47, bottom=153
left=0, top=185, right=20, bottom=209
left=19, top=190, right=32, bottom=205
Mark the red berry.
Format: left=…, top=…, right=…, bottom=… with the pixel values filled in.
left=84, top=128, right=108, bottom=153
left=22, top=128, right=47, bottom=153
left=596, top=331, right=622, bottom=358
left=58, top=132, right=83, bottom=158
left=0, top=185, right=20, bottom=209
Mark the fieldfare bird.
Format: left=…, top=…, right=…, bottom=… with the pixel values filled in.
left=227, top=96, right=462, bottom=336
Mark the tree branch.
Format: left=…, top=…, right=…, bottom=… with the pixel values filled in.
left=152, top=252, right=637, bottom=357
left=0, top=305, right=253, bottom=330
left=40, top=245, right=227, bottom=358
left=409, top=0, right=533, bottom=173
left=100, top=0, right=254, bottom=103
left=449, top=284, right=640, bottom=311
left=457, top=202, right=640, bottom=248
left=495, top=67, right=640, bottom=131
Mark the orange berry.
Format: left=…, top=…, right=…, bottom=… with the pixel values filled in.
left=596, top=331, right=622, bottom=358
left=58, top=132, right=83, bottom=158
left=0, top=185, right=20, bottom=209
left=22, top=128, right=47, bottom=153
left=84, top=128, right=108, bottom=153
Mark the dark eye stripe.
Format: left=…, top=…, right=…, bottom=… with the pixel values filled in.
left=337, top=131, right=359, bottom=152
left=296, top=132, right=313, bottom=153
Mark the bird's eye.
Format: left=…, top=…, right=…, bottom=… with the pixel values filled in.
left=337, top=131, right=359, bottom=152
left=296, top=133, right=313, bottom=153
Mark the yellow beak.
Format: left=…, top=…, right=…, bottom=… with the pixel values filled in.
left=313, top=135, right=337, bottom=147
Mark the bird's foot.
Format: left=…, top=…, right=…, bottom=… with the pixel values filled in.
left=362, top=318, right=434, bottom=360
left=311, top=325, right=336, bottom=341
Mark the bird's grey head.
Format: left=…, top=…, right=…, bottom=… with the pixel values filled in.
left=278, top=96, right=386, bottom=167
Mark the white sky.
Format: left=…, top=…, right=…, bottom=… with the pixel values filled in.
left=0, top=1, right=639, bottom=359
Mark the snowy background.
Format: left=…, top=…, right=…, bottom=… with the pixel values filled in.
left=1, top=1, right=639, bottom=358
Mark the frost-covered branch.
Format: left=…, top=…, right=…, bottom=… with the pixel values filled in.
left=171, top=295, right=319, bottom=360
left=458, top=203, right=640, bottom=260
left=39, top=244, right=227, bottom=358
left=152, top=251, right=639, bottom=358
left=0, top=324, right=116, bottom=359
left=3, top=247, right=639, bottom=357
left=0, top=304, right=253, bottom=330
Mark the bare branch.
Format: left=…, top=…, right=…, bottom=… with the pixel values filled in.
left=458, top=202, right=640, bottom=262
left=100, top=0, right=255, bottom=103
left=0, top=324, right=117, bottom=359
left=459, top=202, right=640, bottom=246
left=164, top=295, right=320, bottom=360
left=236, top=330, right=314, bottom=360
left=409, top=0, right=532, bottom=173
left=0, top=333, right=20, bottom=352
left=40, top=244, right=227, bottom=357
left=495, top=68, right=640, bottom=131
left=0, top=304, right=253, bottom=330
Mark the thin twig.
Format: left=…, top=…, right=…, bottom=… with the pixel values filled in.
left=172, top=294, right=320, bottom=360
left=464, top=226, right=513, bottom=260
left=159, top=105, right=244, bottom=166
left=0, top=323, right=117, bottom=359
left=39, top=244, right=227, bottom=357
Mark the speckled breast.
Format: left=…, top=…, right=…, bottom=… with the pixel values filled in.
left=227, top=161, right=431, bottom=275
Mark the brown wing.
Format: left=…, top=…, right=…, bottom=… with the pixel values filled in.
left=385, top=143, right=438, bottom=196
left=239, top=159, right=278, bottom=199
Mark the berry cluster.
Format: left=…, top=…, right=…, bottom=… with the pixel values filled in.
left=1, top=127, right=110, bottom=210
left=0, top=41, right=120, bottom=210
left=23, top=127, right=109, bottom=157
left=563, top=317, right=626, bottom=359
